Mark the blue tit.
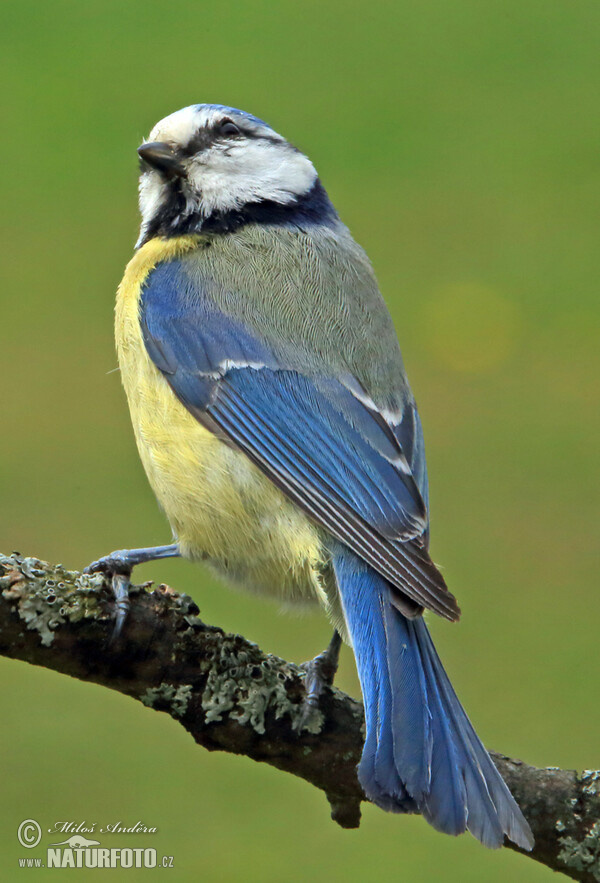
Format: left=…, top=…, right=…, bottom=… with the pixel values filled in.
left=87, top=104, right=533, bottom=850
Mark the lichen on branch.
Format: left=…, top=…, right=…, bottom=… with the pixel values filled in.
left=1, top=551, right=599, bottom=880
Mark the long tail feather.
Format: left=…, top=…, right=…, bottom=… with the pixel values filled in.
left=331, top=544, right=533, bottom=850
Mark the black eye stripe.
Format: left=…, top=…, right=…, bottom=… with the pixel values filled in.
left=183, top=122, right=244, bottom=154
left=181, top=128, right=213, bottom=156
left=179, top=123, right=288, bottom=158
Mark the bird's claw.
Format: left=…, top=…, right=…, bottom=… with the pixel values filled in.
left=83, top=550, right=134, bottom=576
left=83, top=544, right=179, bottom=645
left=109, top=572, right=131, bottom=645
left=83, top=552, right=133, bottom=645
left=297, top=631, right=342, bottom=731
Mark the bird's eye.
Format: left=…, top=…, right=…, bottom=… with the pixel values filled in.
left=219, top=120, right=241, bottom=137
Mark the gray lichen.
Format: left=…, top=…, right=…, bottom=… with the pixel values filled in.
left=558, top=821, right=600, bottom=880
left=0, top=553, right=106, bottom=646
left=581, top=770, right=600, bottom=797
left=141, top=683, right=193, bottom=718
left=201, top=637, right=323, bottom=735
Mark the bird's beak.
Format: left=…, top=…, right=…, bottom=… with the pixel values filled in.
left=138, top=142, right=186, bottom=178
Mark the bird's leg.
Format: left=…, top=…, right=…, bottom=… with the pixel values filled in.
left=84, top=544, right=180, bottom=642
left=299, top=630, right=342, bottom=728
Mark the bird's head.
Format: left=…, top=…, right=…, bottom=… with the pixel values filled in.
left=136, top=104, right=322, bottom=246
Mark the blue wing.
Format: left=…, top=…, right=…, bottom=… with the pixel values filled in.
left=140, top=261, right=459, bottom=621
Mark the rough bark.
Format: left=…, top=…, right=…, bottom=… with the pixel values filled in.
left=1, top=551, right=599, bottom=880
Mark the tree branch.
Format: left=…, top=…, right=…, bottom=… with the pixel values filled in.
left=1, top=552, right=598, bottom=880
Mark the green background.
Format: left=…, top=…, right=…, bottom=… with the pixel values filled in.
left=1, top=1, right=598, bottom=880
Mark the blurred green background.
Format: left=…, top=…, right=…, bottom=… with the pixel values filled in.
left=1, top=0, right=598, bottom=880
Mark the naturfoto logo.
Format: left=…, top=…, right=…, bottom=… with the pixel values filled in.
left=17, top=819, right=173, bottom=871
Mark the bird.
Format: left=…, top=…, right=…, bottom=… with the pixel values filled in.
left=86, top=103, right=533, bottom=850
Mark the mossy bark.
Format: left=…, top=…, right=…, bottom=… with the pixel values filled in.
left=1, top=552, right=599, bottom=879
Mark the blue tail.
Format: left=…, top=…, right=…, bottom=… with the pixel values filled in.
left=331, top=544, right=533, bottom=850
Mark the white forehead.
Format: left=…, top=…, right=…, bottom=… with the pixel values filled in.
left=147, top=104, right=279, bottom=147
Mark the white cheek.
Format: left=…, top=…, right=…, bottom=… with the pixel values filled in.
left=186, top=142, right=317, bottom=216
left=137, top=173, right=168, bottom=245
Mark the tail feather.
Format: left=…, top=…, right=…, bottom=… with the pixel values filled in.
left=416, top=624, right=532, bottom=849
left=414, top=621, right=501, bottom=844
left=352, top=582, right=416, bottom=812
left=382, top=598, right=432, bottom=802
left=410, top=619, right=469, bottom=836
left=332, top=544, right=533, bottom=850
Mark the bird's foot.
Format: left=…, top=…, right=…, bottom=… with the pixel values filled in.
left=298, top=630, right=342, bottom=731
left=108, top=572, right=131, bottom=644
left=85, top=550, right=135, bottom=576
left=84, top=544, right=180, bottom=644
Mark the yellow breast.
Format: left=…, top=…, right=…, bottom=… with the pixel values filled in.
left=114, top=236, right=328, bottom=608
